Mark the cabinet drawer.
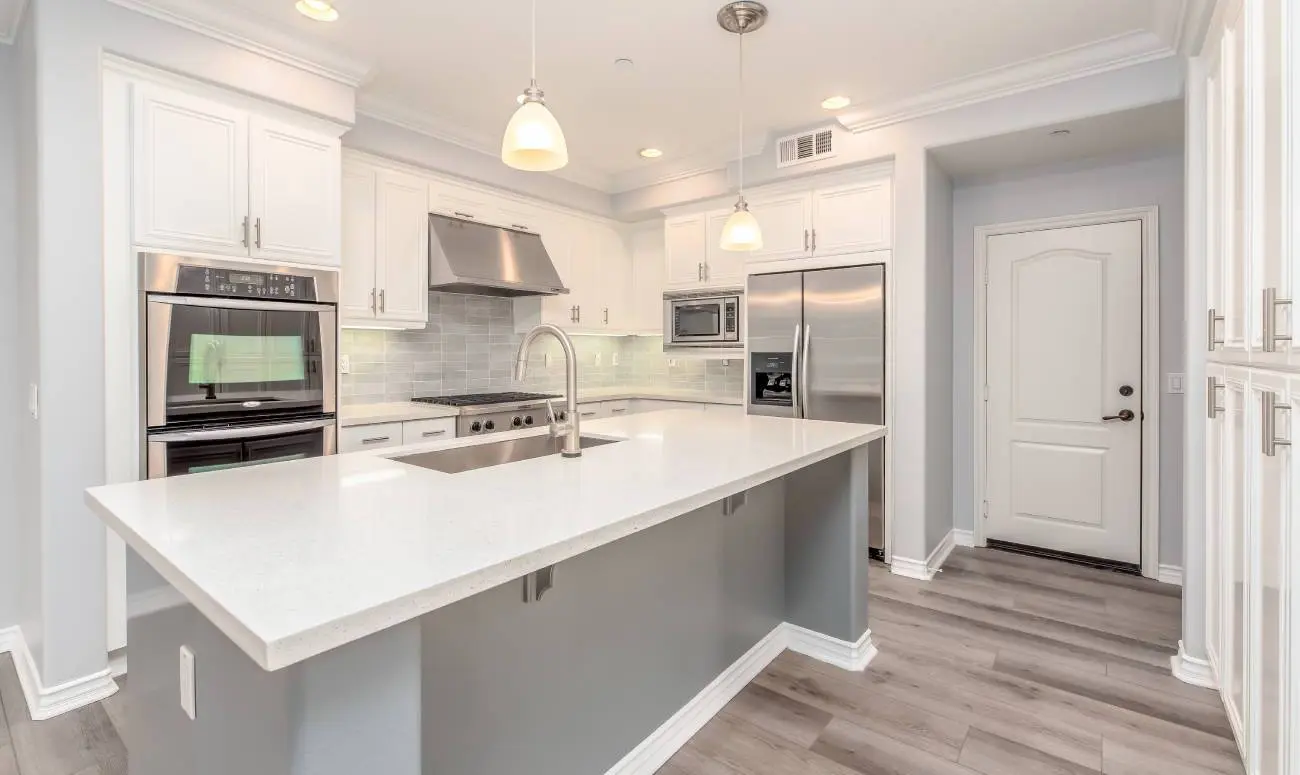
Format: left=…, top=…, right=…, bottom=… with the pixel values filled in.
left=605, top=400, right=632, bottom=417
left=403, top=418, right=456, bottom=445
left=340, top=422, right=404, bottom=453
left=576, top=402, right=608, bottom=421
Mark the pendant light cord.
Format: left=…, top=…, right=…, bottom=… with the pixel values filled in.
left=737, top=26, right=745, bottom=197
left=531, top=0, right=537, bottom=84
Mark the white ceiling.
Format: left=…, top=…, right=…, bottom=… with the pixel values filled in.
left=929, top=100, right=1185, bottom=181
left=204, top=0, right=1194, bottom=191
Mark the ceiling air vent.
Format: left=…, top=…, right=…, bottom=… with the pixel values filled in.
left=777, top=127, right=836, bottom=168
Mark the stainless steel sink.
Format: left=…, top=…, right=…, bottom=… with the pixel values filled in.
left=392, top=434, right=621, bottom=474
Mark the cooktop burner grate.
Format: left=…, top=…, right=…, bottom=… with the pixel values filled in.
left=412, top=392, right=559, bottom=407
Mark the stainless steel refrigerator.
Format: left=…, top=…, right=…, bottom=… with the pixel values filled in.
left=747, top=264, right=886, bottom=557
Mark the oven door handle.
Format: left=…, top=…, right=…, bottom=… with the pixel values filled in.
left=148, top=418, right=336, bottom=443
left=148, top=295, right=338, bottom=313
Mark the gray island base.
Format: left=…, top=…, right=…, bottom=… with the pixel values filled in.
left=125, top=446, right=873, bottom=775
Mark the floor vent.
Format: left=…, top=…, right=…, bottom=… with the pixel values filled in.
left=777, top=127, right=836, bottom=168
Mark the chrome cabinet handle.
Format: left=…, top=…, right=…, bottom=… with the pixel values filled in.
left=421, top=429, right=447, bottom=438
left=242, top=216, right=251, bottom=248
left=511, top=223, right=531, bottom=231
left=804, top=229, right=809, bottom=252
left=698, top=263, right=704, bottom=282
left=370, top=289, right=377, bottom=314
left=1208, top=376, right=1225, bottom=419
left=1262, top=288, right=1292, bottom=352
left=1101, top=409, right=1136, bottom=422
left=1261, top=390, right=1291, bottom=456
left=1208, top=308, right=1225, bottom=351
left=379, top=289, right=386, bottom=313
left=791, top=324, right=802, bottom=419
left=453, top=211, right=476, bottom=220
left=254, top=217, right=263, bottom=249
left=360, top=436, right=391, bottom=444
left=704, top=263, right=709, bottom=281
left=603, top=307, right=609, bottom=325
left=811, top=229, right=817, bottom=253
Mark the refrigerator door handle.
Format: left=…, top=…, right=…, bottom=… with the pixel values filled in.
left=791, top=323, right=802, bottom=419
left=801, top=324, right=812, bottom=419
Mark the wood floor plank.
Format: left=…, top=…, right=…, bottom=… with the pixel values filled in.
left=721, top=682, right=834, bottom=748
left=0, top=744, right=17, bottom=775
left=6, top=703, right=128, bottom=775
left=810, top=717, right=979, bottom=775
left=1101, top=736, right=1244, bottom=775
left=958, top=727, right=1101, bottom=775
left=691, top=711, right=860, bottom=774
left=1103, top=660, right=1225, bottom=708
left=99, top=676, right=127, bottom=744
left=0, top=657, right=27, bottom=726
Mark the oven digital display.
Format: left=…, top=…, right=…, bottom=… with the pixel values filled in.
left=176, top=266, right=317, bottom=300
left=227, top=272, right=265, bottom=286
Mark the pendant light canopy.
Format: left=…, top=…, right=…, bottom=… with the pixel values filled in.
left=502, top=0, right=568, bottom=172
left=718, top=1, right=767, bottom=252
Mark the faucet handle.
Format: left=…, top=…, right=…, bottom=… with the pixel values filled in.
left=544, top=399, right=558, bottom=423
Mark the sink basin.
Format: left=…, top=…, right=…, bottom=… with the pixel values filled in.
left=392, top=434, right=621, bottom=474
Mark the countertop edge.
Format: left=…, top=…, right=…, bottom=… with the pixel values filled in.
left=340, top=391, right=744, bottom=427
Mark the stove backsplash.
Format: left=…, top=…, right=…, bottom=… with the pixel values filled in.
left=340, top=293, right=744, bottom=406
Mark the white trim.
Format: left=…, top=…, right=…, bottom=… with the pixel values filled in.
left=953, top=529, right=976, bottom=548
left=102, top=0, right=373, bottom=87
left=890, top=528, right=957, bottom=581
left=1157, top=564, right=1184, bottom=586
left=602, top=623, right=876, bottom=775
left=1171, top=640, right=1218, bottom=689
left=784, top=624, right=878, bottom=673
left=972, top=206, right=1162, bottom=579
left=836, top=31, right=1175, bottom=134
left=0, top=626, right=120, bottom=721
left=108, top=652, right=129, bottom=679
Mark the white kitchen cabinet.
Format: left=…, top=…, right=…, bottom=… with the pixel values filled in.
left=402, top=417, right=456, bottom=445
left=374, top=170, right=430, bottom=324
left=339, top=422, right=405, bottom=453
left=429, top=179, right=496, bottom=223
left=1217, top=365, right=1250, bottom=750
left=629, top=399, right=708, bottom=414
left=604, top=400, right=632, bottom=417
left=513, top=210, right=579, bottom=331
left=705, top=210, right=748, bottom=288
left=629, top=226, right=666, bottom=334
left=248, top=116, right=340, bottom=264
left=593, top=223, right=631, bottom=331
left=576, top=402, right=608, bottom=421
left=133, top=84, right=250, bottom=255
left=812, top=179, right=892, bottom=256
left=747, top=193, right=814, bottom=262
left=665, top=215, right=709, bottom=289
left=340, top=163, right=378, bottom=322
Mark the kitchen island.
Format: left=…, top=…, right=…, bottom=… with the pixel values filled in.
left=86, top=410, right=886, bottom=775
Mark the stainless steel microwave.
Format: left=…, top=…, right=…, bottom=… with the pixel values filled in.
left=664, top=290, right=743, bottom=348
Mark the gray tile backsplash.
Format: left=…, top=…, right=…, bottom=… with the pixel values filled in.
left=341, top=292, right=744, bottom=405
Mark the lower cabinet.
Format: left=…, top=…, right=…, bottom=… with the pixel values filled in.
left=340, top=417, right=456, bottom=453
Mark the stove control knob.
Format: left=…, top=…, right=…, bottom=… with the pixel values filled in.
left=469, top=421, right=483, bottom=433
left=556, top=410, right=568, bottom=421
left=511, top=416, right=523, bottom=428
left=523, top=415, right=534, bottom=426
left=484, top=420, right=496, bottom=431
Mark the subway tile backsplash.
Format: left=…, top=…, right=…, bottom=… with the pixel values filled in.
left=340, top=292, right=744, bottom=405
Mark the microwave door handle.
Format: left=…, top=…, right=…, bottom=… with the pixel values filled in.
left=791, top=323, right=802, bottom=419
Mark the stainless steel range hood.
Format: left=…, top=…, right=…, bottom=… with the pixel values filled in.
left=428, top=213, right=569, bottom=298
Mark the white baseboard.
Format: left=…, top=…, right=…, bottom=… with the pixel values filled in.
left=108, top=651, right=129, bottom=679
left=1157, top=564, right=1183, bottom=586
left=890, top=529, right=957, bottom=581
left=1170, top=640, right=1217, bottom=689
left=953, top=529, right=975, bottom=547
left=603, top=622, right=876, bottom=775
left=0, top=626, right=119, bottom=721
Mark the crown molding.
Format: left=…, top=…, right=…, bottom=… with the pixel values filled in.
left=356, top=93, right=614, bottom=192
left=835, top=30, right=1176, bottom=135
left=103, top=0, right=373, bottom=86
left=1168, top=0, right=1216, bottom=56
left=0, top=0, right=29, bottom=45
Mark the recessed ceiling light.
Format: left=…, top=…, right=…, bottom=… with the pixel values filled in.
left=614, top=58, right=636, bottom=71
left=295, top=0, right=339, bottom=21
left=821, top=95, right=851, bottom=111
left=1050, top=129, right=1072, bottom=137
left=639, top=148, right=664, bottom=159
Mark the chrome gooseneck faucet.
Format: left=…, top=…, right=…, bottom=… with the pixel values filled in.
left=514, top=324, right=581, bottom=458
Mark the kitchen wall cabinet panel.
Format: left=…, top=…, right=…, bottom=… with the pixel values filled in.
left=812, top=179, right=892, bottom=256
left=630, top=227, right=667, bottom=334
left=747, top=193, right=813, bottom=262
left=374, top=170, right=430, bottom=324
left=340, top=164, right=379, bottom=322
left=429, top=180, right=497, bottom=223
left=133, top=85, right=250, bottom=255
left=593, top=223, right=631, bottom=331
left=665, top=215, right=709, bottom=289
left=248, top=117, right=340, bottom=265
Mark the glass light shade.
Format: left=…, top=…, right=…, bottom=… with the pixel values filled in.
left=719, top=203, right=763, bottom=251
left=501, top=100, right=569, bottom=172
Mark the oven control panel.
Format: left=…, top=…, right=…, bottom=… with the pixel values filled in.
left=177, top=266, right=318, bottom=301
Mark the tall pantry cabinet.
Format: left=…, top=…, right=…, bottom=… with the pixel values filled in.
left=1200, top=1, right=1297, bottom=773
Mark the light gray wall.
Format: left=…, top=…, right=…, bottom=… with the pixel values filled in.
left=925, top=155, right=955, bottom=557
left=0, top=40, right=20, bottom=631
left=950, top=152, right=1186, bottom=565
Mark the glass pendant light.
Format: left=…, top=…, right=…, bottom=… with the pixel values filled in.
left=718, top=2, right=767, bottom=252
left=502, top=0, right=569, bottom=171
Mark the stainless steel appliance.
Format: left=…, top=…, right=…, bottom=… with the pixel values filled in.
left=747, top=264, right=886, bottom=556
left=141, top=253, right=339, bottom=478
left=412, top=392, right=562, bottom=437
left=428, top=213, right=569, bottom=297
left=663, top=289, right=743, bottom=348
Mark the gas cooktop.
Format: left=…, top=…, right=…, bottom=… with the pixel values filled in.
left=412, top=392, right=559, bottom=408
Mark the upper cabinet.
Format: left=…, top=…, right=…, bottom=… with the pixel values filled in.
left=340, top=161, right=429, bottom=328
left=132, top=83, right=342, bottom=266
left=629, top=227, right=666, bottom=334
left=664, top=170, right=893, bottom=291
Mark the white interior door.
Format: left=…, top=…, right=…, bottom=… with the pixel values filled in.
left=985, top=220, right=1143, bottom=564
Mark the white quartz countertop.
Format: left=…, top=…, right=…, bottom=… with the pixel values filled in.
left=338, top=402, right=460, bottom=427
left=339, top=389, right=742, bottom=427
left=575, top=386, right=743, bottom=405
left=86, top=412, right=885, bottom=672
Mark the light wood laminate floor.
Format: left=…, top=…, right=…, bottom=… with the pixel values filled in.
left=0, top=548, right=1240, bottom=775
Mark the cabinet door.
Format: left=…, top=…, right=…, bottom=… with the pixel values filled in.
left=595, top=224, right=631, bottom=331
left=375, top=170, right=429, bottom=324
left=705, top=209, right=747, bottom=287
left=664, top=216, right=708, bottom=289
left=515, top=210, right=578, bottom=331
left=1220, top=365, right=1251, bottom=755
left=812, top=179, right=892, bottom=256
left=630, top=227, right=666, bottom=333
left=746, top=193, right=813, bottom=262
left=132, top=85, right=249, bottom=255
left=1221, top=2, right=1252, bottom=362
left=248, top=117, right=341, bottom=265
left=340, top=164, right=378, bottom=323
left=1206, top=365, right=1226, bottom=672
left=429, top=179, right=496, bottom=223
left=339, top=422, right=405, bottom=453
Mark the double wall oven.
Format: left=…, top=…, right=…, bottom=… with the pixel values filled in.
left=141, top=253, right=339, bottom=478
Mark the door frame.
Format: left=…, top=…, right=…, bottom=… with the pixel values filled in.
left=972, top=207, right=1161, bottom=578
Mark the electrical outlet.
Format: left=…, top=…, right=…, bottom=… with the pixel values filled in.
left=1167, top=373, right=1185, bottom=394
left=612, top=352, right=620, bottom=367
left=668, top=359, right=678, bottom=368
left=339, top=354, right=351, bottom=375
left=179, top=645, right=196, bottom=720
left=27, top=383, right=37, bottom=420
left=594, top=352, right=602, bottom=366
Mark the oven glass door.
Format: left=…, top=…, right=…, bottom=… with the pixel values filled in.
left=153, top=427, right=329, bottom=478
left=673, top=302, right=723, bottom=340
left=148, top=298, right=336, bottom=427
